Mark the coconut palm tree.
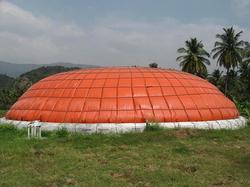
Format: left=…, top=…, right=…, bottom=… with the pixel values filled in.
left=243, top=42, right=250, bottom=63
left=240, top=42, right=250, bottom=83
left=176, top=38, right=210, bottom=77
left=211, top=27, right=245, bottom=95
left=208, top=69, right=224, bottom=90
left=239, top=42, right=250, bottom=101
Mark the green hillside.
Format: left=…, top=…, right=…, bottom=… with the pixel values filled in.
left=0, top=74, right=15, bottom=89
left=0, top=61, right=97, bottom=77
left=20, top=66, right=79, bottom=84
left=0, top=66, right=80, bottom=109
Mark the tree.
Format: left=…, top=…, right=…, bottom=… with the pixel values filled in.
left=211, top=27, right=245, bottom=95
left=239, top=43, right=250, bottom=101
left=242, top=42, right=250, bottom=64
left=149, top=62, right=158, bottom=68
left=208, top=69, right=224, bottom=90
left=0, top=77, right=31, bottom=109
left=176, top=38, right=210, bottom=77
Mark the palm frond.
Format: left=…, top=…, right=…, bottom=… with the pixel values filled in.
left=176, top=55, right=186, bottom=61
left=199, top=57, right=210, bottom=65
left=176, top=37, right=210, bottom=76
left=177, top=48, right=187, bottom=53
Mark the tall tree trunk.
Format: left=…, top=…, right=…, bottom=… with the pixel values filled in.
left=225, top=69, right=229, bottom=96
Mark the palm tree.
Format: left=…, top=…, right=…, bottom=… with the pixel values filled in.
left=240, top=42, right=250, bottom=81
left=211, top=27, right=245, bottom=95
left=243, top=42, right=250, bottom=64
left=176, top=38, right=210, bottom=77
left=239, top=42, right=250, bottom=101
left=208, top=69, right=224, bottom=89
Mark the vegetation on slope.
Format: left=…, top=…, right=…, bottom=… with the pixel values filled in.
left=0, top=74, right=15, bottom=89
left=0, top=66, right=79, bottom=109
left=19, top=66, right=79, bottom=84
left=0, top=61, right=97, bottom=77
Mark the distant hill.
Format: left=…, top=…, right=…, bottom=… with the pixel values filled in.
left=0, top=66, right=80, bottom=89
left=0, top=61, right=98, bottom=77
left=0, top=65, right=84, bottom=108
left=0, top=74, right=15, bottom=89
left=20, top=66, right=80, bottom=84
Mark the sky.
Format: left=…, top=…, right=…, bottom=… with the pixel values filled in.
left=0, top=0, right=250, bottom=71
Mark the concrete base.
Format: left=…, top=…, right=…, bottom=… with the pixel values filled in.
left=0, top=116, right=247, bottom=133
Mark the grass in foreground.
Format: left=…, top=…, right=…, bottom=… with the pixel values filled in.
left=0, top=123, right=249, bottom=187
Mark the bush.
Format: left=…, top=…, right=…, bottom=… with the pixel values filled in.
left=55, top=128, right=69, bottom=138
left=144, top=121, right=162, bottom=131
left=233, top=98, right=250, bottom=119
left=149, top=62, right=158, bottom=68
left=241, top=105, right=250, bottom=119
left=0, top=110, right=6, bottom=117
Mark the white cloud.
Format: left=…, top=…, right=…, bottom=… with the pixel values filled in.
left=0, top=1, right=249, bottom=71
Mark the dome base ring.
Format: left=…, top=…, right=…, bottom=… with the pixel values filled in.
left=0, top=117, right=247, bottom=133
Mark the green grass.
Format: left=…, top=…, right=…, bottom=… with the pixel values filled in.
left=0, top=123, right=249, bottom=186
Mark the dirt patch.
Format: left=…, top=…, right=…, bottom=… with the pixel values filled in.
left=144, top=164, right=158, bottom=172
left=212, top=180, right=231, bottom=186
left=98, top=159, right=109, bottom=165
left=110, top=171, right=148, bottom=186
left=178, top=164, right=197, bottom=174
left=65, top=178, right=78, bottom=185
left=173, top=129, right=195, bottom=138
left=30, top=148, right=55, bottom=159
left=110, top=172, right=132, bottom=180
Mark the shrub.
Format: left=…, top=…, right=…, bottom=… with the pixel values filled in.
left=149, top=62, right=158, bottom=68
left=233, top=98, right=250, bottom=119
left=55, top=127, right=69, bottom=138
left=144, top=121, right=162, bottom=131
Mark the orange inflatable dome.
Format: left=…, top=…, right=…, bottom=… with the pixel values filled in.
left=6, top=67, right=240, bottom=124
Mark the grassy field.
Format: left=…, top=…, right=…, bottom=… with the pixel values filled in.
left=0, top=110, right=249, bottom=186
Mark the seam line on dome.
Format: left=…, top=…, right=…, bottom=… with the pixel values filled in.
left=115, top=74, right=119, bottom=122
left=181, top=80, right=203, bottom=121
left=139, top=68, right=156, bottom=121
left=45, top=73, right=73, bottom=122
left=79, top=76, right=93, bottom=123
left=168, top=77, right=190, bottom=122
left=19, top=91, right=223, bottom=99
left=64, top=86, right=78, bottom=123
left=98, top=77, right=106, bottom=122
left=153, top=71, right=171, bottom=121
left=130, top=71, right=137, bottom=123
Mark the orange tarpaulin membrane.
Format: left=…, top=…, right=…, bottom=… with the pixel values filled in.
left=6, top=67, right=239, bottom=123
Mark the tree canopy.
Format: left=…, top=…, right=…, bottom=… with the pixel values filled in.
left=176, top=38, right=210, bottom=77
